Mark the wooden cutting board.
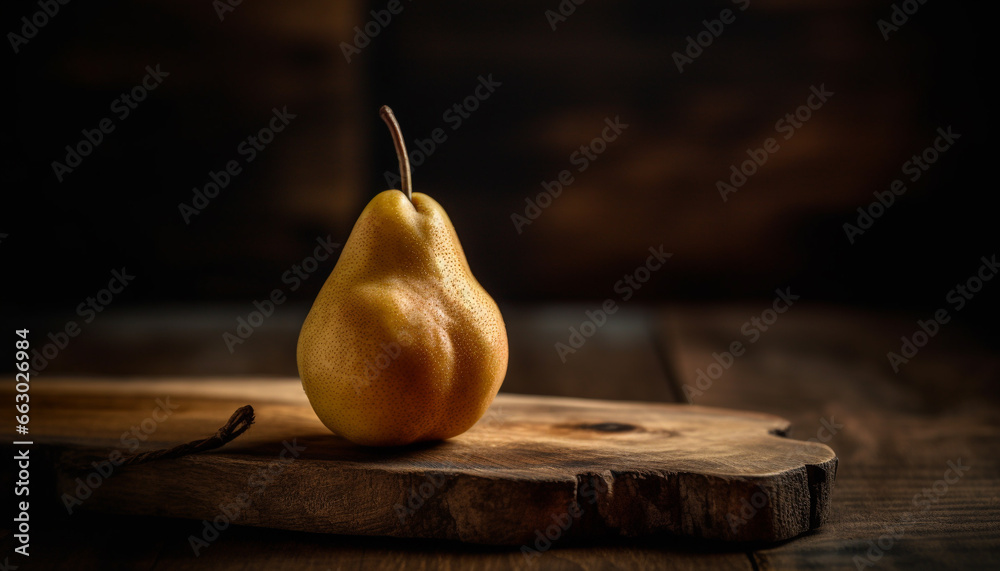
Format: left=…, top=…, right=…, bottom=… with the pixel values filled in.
left=8, top=378, right=836, bottom=545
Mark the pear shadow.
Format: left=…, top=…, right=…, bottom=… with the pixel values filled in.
left=226, top=431, right=458, bottom=464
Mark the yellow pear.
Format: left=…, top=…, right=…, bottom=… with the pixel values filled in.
left=296, top=106, right=508, bottom=446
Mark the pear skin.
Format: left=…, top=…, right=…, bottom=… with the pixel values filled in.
left=297, top=189, right=508, bottom=446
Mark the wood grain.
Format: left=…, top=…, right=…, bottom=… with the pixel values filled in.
left=7, top=378, right=834, bottom=546
left=2, top=305, right=994, bottom=570
left=657, top=305, right=1000, bottom=570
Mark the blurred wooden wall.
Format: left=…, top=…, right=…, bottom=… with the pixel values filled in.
left=9, top=0, right=987, bottom=311
left=375, top=0, right=961, bottom=302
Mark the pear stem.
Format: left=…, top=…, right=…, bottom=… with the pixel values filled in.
left=379, top=105, right=412, bottom=201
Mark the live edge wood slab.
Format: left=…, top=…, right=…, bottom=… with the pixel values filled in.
left=15, top=378, right=836, bottom=546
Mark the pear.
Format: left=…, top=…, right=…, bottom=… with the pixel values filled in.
left=296, top=106, right=508, bottom=446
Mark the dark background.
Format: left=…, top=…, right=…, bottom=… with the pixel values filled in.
left=3, top=0, right=994, bottom=374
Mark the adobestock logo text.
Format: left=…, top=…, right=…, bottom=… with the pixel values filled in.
left=51, top=65, right=169, bottom=182
left=223, top=236, right=339, bottom=353
left=555, top=246, right=671, bottom=362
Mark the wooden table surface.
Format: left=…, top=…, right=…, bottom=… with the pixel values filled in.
left=3, top=304, right=998, bottom=570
